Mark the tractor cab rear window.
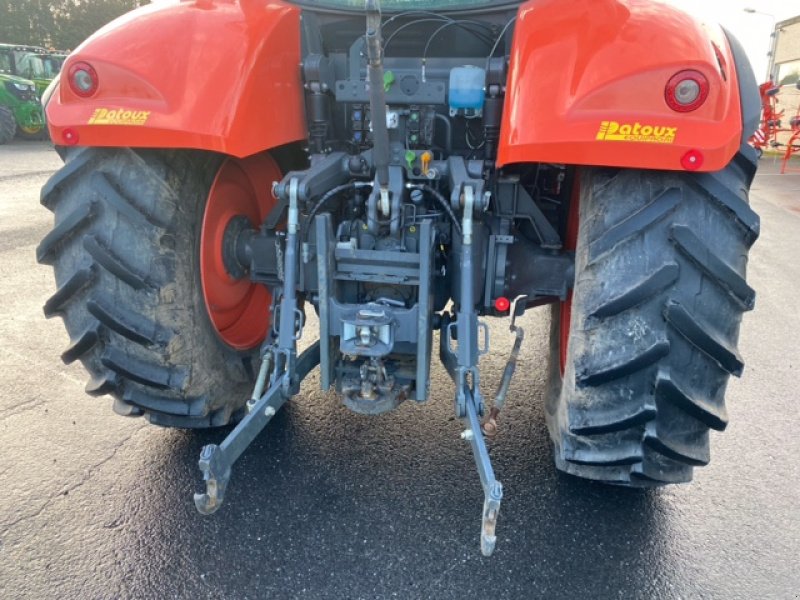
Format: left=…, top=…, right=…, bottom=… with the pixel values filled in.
left=15, top=53, right=49, bottom=80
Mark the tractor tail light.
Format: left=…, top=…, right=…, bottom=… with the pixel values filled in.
left=681, top=149, right=704, bottom=171
left=665, top=70, right=709, bottom=112
left=68, top=62, right=98, bottom=98
left=62, top=128, right=79, bottom=146
left=494, top=296, right=510, bottom=312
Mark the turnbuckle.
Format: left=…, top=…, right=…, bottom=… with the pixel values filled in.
left=482, top=295, right=526, bottom=438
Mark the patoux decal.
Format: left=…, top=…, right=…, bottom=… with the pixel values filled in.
left=88, top=108, right=151, bottom=126
left=596, top=121, right=677, bottom=144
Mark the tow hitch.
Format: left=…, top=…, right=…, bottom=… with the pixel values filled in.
left=192, top=0, right=530, bottom=556
left=193, top=175, right=525, bottom=556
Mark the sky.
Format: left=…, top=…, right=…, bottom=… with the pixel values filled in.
left=664, top=0, right=800, bottom=80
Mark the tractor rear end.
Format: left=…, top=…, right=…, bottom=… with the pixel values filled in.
left=37, top=0, right=760, bottom=555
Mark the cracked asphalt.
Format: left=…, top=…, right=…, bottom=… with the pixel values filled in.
left=1, top=141, right=798, bottom=599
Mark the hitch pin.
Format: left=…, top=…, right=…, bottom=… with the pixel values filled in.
left=482, top=295, right=526, bottom=437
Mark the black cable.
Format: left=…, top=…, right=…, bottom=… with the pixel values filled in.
left=384, top=11, right=495, bottom=41
left=422, top=21, right=460, bottom=63
left=465, top=117, right=485, bottom=151
left=407, top=184, right=462, bottom=236
left=301, top=182, right=373, bottom=244
left=360, top=11, right=493, bottom=54
left=384, top=18, right=494, bottom=53
left=420, top=19, right=500, bottom=79
left=385, top=10, right=468, bottom=25
left=300, top=182, right=460, bottom=244
left=485, top=16, right=517, bottom=66
left=434, top=113, right=453, bottom=154
left=382, top=10, right=449, bottom=29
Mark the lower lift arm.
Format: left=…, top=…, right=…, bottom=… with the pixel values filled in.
left=439, top=186, right=508, bottom=556
left=194, top=178, right=320, bottom=515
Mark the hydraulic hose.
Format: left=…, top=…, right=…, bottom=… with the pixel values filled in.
left=434, top=113, right=453, bottom=155
left=301, top=182, right=374, bottom=244
left=406, top=183, right=462, bottom=236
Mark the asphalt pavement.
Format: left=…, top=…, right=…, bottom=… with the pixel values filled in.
left=0, top=141, right=798, bottom=599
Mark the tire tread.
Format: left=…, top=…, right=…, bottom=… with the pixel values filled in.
left=83, top=235, right=150, bottom=290
left=36, top=201, right=96, bottom=265
left=38, top=148, right=254, bottom=428
left=547, top=151, right=758, bottom=485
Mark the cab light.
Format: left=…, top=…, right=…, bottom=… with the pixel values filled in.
left=68, top=62, right=98, bottom=97
left=665, top=70, right=709, bottom=112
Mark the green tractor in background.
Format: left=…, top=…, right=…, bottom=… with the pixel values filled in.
left=0, top=44, right=60, bottom=98
left=0, top=44, right=51, bottom=141
left=0, top=72, right=43, bottom=143
left=46, top=52, right=68, bottom=75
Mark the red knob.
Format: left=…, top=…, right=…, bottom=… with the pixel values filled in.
left=494, top=297, right=510, bottom=312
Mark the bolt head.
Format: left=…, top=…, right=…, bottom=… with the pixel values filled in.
left=264, top=406, right=276, bottom=417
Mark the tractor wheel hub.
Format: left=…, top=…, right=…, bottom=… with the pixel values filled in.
left=199, top=154, right=282, bottom=351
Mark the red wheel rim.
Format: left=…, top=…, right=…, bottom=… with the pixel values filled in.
left=559, top=173, right=581, bottom=376
left=200, top=153, right=281, bottom=350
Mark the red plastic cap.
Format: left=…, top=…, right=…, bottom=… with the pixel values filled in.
left=665, top=70, right=709, bottom=113
left=494, top=297, right=510, bottom=312
left=681, top=149, right=704, bottom=171
left=68, top=61, right=98, bottom=98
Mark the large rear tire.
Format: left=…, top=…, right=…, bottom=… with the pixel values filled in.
left=546, top=147, right=760, bottom=485
left=37, top=148, right=277, bottom=428
left=0, top=106, right=15, bottom=145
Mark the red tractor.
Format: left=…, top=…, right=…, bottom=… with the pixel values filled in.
left=37, top=0, right=760, bottom=555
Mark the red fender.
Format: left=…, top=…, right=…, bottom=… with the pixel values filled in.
left=46, top=0, right=305, bottom=157
left=498, top=0, right=743, bottom=172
